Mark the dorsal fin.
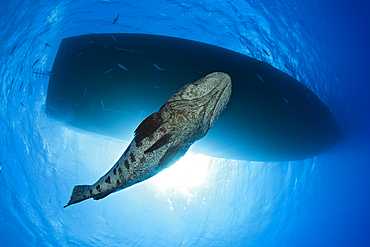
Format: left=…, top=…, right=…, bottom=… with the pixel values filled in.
left=144, top=132, right=174, bottom=154
left=134, top=112, right=163, bottom=143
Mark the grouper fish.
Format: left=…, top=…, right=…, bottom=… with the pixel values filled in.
left=64, top=72, right=232, bottom=208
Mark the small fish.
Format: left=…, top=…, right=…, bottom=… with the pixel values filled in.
left=104, top=108, right=130, bottom=113
left=10, top=45, right=17, bottom=55
left=101, top=99, right=105, bottom=111
left=10, top=78, right=14, bottom=89
left=64, top=72, right=232, bottom=208
left=262, top=49, right=270, bottom=56
left=45, top=43, right=52, bottom=48
left=317, top=35, right=321, bottom=42
left=104, top=68, right=115, bottom=74
left=283, top=64, right=296, bottom=78
left=292, top=3, right=298, bottom=11
left=75, top=52, right=83, bottom=58
left=138, top=109, right=144, bottom=120
left=33, top=70, right=54, bottom=77
left=116, top=47, right=143, bottom=54
left=153, top=63, right=164, bottom=71
left=112, top=13, right=119, bottom=24
left=83, top=87, right=87, bottom=99
left=32, top=59, right=40, bottom=68
left=111, top=35, right=119, bottom=43
left=60, top=51, right=66, bottom=61
left=257, top=74, right=265, bottom=82
left=307, top=28, right=310, bottom=35
left=19, top=81, right=24, bottom=91
left=284, top=63, right=294, bottom=74
left=117, top=63, right=129, bottom=72
left=284, top=98, right=289, bottom=104
left=7, top=78, right=14, bottom=95
left=19, top=67, right=23, bottom=76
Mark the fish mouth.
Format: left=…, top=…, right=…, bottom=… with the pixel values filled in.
left=196, top=72, right=231, bottom=107
left=199, top=73, right=232, bottom=129
left=163, top=72, right=231, bottom=109
left=159, top=72, right=232, bottom=132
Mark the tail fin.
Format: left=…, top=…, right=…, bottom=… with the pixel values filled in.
left=64, top=185, right=90, bottom=208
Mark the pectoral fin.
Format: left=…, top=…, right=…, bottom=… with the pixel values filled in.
left=144, top=132, right=174, bottom=153
left=157, top=143, right=191, bottom=170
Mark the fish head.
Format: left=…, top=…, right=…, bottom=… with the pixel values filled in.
left=161, top=72, right=232, bottom=136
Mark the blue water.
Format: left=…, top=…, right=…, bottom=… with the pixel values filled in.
left=1, top=0, right=369, bottom=246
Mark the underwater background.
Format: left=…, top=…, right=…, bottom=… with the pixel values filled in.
left=0, top=0, right=369, bottom=246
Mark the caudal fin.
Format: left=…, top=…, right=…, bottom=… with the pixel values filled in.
left=64, top=185, right=90, bottom=208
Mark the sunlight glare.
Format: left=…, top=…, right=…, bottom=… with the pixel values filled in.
left=151, top=153, right=212, bottom=195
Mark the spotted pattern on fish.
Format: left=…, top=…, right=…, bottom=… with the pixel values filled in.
left=124, top=160, right=129, bottom=170
left=130, top=152, right=136, bottom=163
left=140, top=156, right=146, bottom=164
left=64, top=72, right=232, bottom=208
